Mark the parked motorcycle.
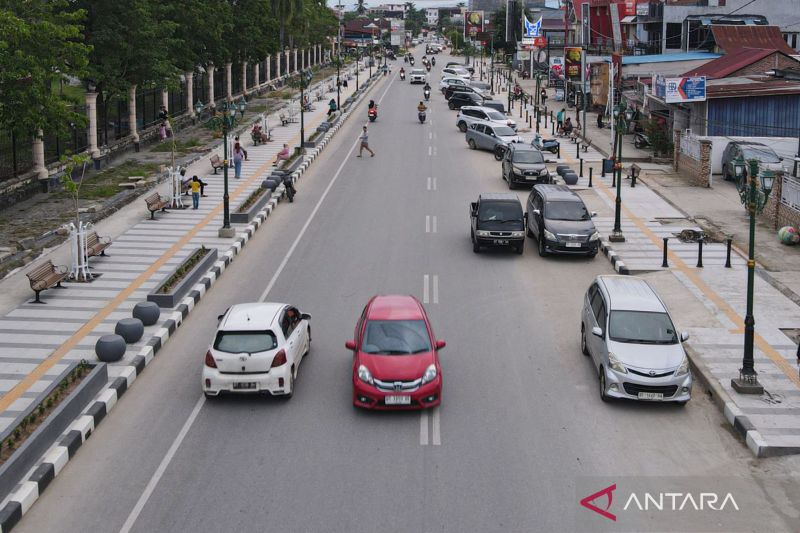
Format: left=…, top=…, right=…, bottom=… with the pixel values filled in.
left=633, top=131, right=650, bottom=149
left=283, top=175, right=296, bottom=202
left=531, top=134, right=560, bottom=154
left=418, top=111, right=426, bottom=124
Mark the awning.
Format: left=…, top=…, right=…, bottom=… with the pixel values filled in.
left=621, top=16, right=637, bottom=24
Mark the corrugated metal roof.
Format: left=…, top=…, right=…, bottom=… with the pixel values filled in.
left=622, top=52, right=720, bottom=65
left=682, top=48, right=791, bottom=79
left=711, top=25, right=796, bottom=55
left=706, top=76, right=800, bottom=98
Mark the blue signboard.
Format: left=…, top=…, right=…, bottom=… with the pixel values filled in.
left=656, top=76, right=706, bottom=103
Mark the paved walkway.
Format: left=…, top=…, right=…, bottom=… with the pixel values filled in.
left=0, top=67, right=367, bottom=435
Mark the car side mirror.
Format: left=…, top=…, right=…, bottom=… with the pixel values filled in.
left=680, top=331, right=690, bottom=342
left=301, top=313, right=312, bottom=321
left=591, top=211, right=597, bottom=218
left=345, top=340, right=356, bottom=350
left=532, top=209, right=541, bottom=217
left=435, top=339, right=446, bottom=350
left=591, top=326, right=603, bottom=338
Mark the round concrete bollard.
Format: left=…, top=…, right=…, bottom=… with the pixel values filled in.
left=562, top=171, right=579, bottom=186
left=132, top=301, right=160, bottom=326
left=95, top=334, right=126, bottom=362
left=556, top=165, right=571, bottom=176
left=115, top=318, right=144, bottom=344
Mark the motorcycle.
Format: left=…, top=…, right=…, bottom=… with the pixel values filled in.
left=409, top=57, right=415, bottom=66
left=633, top=131, right=650, bottom=149
left=425, top=64, right=431, bottom=72
left=431, top=57, right=436, bottom=66
left=283, top=174, right=296, bottom=202
left=368, top=107, right=378, bottom=122
left=531, top=134, right=560, bottom=154
left=400, top=71, right=406, bottom=81
left=424, top=89, right=430, bottom=101
left=418, top=111, right=426, bottom=124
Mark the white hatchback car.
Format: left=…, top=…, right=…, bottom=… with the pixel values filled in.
left=202, top=303, right=311, bottom=399
left=441, top=67, right=470, bottom=80
left=440, top=76, right=470, bottom=91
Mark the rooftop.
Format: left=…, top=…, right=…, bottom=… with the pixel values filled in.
left=705, top=75, right=800, bottom=98
left=622, top=52, right=721, bottom=65
left=598, top=276, right=665, bottom=313
left=682, top=48, right=793, bottom=79
left=711, top=25, right=796, bottom=56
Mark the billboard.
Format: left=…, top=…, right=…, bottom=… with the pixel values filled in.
left=564, top=47, right=582, bottom=80
left=655, top=76, right=707, bottom=103
left=390, top=19, right=405, bottom=46
left=465, top=10, right=484, bottom=39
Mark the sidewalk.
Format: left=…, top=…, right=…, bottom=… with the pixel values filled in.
left=0, top=67, right=367, bottom=436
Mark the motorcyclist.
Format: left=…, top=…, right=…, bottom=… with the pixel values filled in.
left=417, top=101, right=428, bottom=113
left=423, top=82, right=431, bottom=92
left=368, top=100, right=375, bottom=110
left=431, top=57, right=436, bottom=66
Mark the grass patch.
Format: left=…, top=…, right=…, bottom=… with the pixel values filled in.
left=150, top=138, right=201, bottom=153
left=52, top=160, right=160, bottom=200
left=236, top=187, right=267, bottom=213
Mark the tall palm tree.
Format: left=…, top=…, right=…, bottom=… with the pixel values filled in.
left=356, top=0, right=367, bottom=16
left=272, top=0, right=304, bottom=47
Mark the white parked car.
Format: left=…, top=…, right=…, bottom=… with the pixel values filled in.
left=456, top=106, right=517, bottom=132
left=202, top=303, right=311, bottom=399
left=410, top=68, right=427, bottom=84
left=441, top=67, right=470, bottom=80
left=440, top=76, right=470, bottom=91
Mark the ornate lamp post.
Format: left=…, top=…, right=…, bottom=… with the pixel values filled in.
left=609, top=104, right=634, bottom=243
left=731, top=157, right=775, bottom=394
left=237, top=98, right=247, bottom=119
left=208, top=102, right=238, bottom=238
left=298, top=68, right=313, bottom=149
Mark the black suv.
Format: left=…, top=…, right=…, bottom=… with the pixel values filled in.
left=449, top=92, right=483, bottom=110
left=526, top=184, right=599, bottom=257
left=470, top=193, right=526, bottom=254
left=502, top=144, right=551, bottom=188
left=444, top=84, right=481, bottom=101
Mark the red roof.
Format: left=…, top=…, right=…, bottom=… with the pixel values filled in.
left=712, top=25, right=796, bottom=55
left=683, top=48, right=788, bottom=79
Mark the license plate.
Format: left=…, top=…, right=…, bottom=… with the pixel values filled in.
left=493, top=239, right=509, bottom=245
left=565, top=242, right=582, bottom=248
left=385, top=395, right=411, bottom=405
left=638, top=392, right=663, bottom=400
left=233, top=382, right=257, bottom=390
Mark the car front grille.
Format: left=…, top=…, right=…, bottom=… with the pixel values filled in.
left=623, top=383, right=679, bottom=397
left=557, top=233, right=588, bottom=242
left=374, top=377, right=422, bottom=392
left=628, top=368, right=674, bottom=378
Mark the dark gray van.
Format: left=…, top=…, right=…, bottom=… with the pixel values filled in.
left=470, top=193, right=526, bottom=254
left=526, top=184, right=599, bottom=257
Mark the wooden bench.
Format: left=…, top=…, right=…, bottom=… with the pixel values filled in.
left=26, top=260, right=68, bottom=304
left=210, top=154, right=224, bottom=174
left=144, top=192, right=170, bottom=220
left=580, top=137, right=592, bottom=153
left=85, top=231, right=111, bottom=258
left=279, top=113, right=298, bottom=126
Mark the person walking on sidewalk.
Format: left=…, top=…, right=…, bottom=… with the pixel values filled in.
left=357, top=125, right=375, bottom=158
left=191, top=176, right=201, bottom=209
left=233, top=144, right=245, bottom=178
left=557, top=108, right=565, bottom=130
left=540, top=88, right=547, bottom=107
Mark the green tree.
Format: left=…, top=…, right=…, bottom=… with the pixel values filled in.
left=355, top=0, right=367, bottom=16
left=491, top=5, right=509, bottom=53
left=168, top=0, right=232, bottom=72
left=0, top=1, right=90, bottom=141
left=271, top=0, right=304, bottom=48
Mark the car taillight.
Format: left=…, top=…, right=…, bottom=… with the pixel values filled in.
left=271, top=349, right=287, bottom=368
left=205, top=351, right=217, bottom=368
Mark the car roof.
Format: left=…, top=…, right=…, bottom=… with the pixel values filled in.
left=534, top=184, right=580, bottom=201
left=509, top=144, right=541, bottom=152
left=220, top=302, right=284, bottom=331
left=461, top=105, right=498, bottom=114
left=479, top=192, right=521, bottom=203
left=411, top=69, right=425, bottom=73
left=367, top=295, right=425, bottom=320
left=596, top=276, right=666, bottom=313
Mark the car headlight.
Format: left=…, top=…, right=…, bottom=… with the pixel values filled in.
left=544, top=229, right=557, bottom=241
left=476, top=230, right=491, bottom=237
left=589, top=231, right=600, bottom=241
left=357, top=364, right=374, bottom=385
left=608, top=352, right=627, bottom=374
left=539, top=169, right=548, bottom=176
left=675, top=356, right=690, bottom=376
left=512, top=166, right=523, bottom=174
left=510, top=231, right=524, bottom=238
left=421, top=364, right=437, bottom=384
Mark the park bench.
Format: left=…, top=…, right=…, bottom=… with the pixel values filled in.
left=209, top=154, right=224, bottom=174
left=144, top=191, right=170, bottom=220
left=580, top=136, right=592, bottom=153
left=85, top=231, right=111, bottom=258
left=26, top=260, right=68, bottom=304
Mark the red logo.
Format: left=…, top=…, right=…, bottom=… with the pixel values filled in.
left=580, top=483, right=617, bottom=521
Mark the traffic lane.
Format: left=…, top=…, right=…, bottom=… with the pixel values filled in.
left=11, top=76, right=399, bottom=533
left=411, top=85, right=799, bottom=531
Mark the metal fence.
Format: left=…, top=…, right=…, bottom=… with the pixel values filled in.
left=781, top=175, right=800, bottom=213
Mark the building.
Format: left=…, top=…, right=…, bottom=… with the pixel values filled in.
left=368, top=3, right=406, bottom=19
left=426, top=8, right=439, bottom=27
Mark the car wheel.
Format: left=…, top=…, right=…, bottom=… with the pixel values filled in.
left=599, top=367, right=610, bottom=402
left=449, top=101, right=455, bottom=110
left=507, top=175, right=515, bottom=189
left=468, top=139, right=477, bottom=150
left=537, top=234, right=547, bottom=257
left=493, top=147, right=504, bottom=161
left=458, top=121, right=468, bottom=132
left=588, top=251, right=598, bottom=259
left=581, top=324, right=589, bottom=356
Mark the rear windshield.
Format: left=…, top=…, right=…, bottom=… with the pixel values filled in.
left=514, top=151, right=544, bottom=164
left=545, top=200, right=590, bottom=221
left=362, top=320, right=431, bottom=355
left=486, top=110, right=506, bottom=121
left=478, top=201, right=523, bottom=222
left=494, top=126, right=516, bottom=136
left=608, top=311, right=678, bottom=345
left=214, top=331, right=277, bottom=353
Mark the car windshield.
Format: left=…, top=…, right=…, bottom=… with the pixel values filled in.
left=478, top=202, right=523, bottom=222
left=608, top=311, right=678, bottom=345
left=514, top=151, right=544, bottom=164
left=494, top=126, right=516, bottom=136
left=742, top=146, right=780, bottom=163
left=486, top=111, right=506, bottom=121
left=411, top=69, right=425, bottom=75
left=362, top=320, right=432, bottom=355
left=214, top=330, right=277, bottom=353
left=545, top=200, right=590, bottom=221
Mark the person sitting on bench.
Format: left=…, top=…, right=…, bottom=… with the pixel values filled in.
left=273, top=144, right=290, bottom=166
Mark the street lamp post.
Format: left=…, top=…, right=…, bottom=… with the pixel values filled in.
left=731, top=157, right=775, bottom=394
left=210, top=102, right=238, bottom=238
left=608, top=104, right=633, bottom=243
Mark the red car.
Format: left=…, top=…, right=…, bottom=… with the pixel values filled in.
left=347, top=295, right=444, bottom=410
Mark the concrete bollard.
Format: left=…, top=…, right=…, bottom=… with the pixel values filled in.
left=588, top=167, right=593, bottom=187
left=662, top=237, right=669, bottom=268
left=725, top=238, right=733, bottom=268
left=696, top=238, right=704, bottom=268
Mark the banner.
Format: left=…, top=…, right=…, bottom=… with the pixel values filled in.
left=390, top=19, right=405, bottom=46
left=655, top=76, right=707, bottom=103
left=523, top=15, right=542, bottom=39
left=465, top=11, right=484, bottom=39
left=564, top=47, right=582, bottom=80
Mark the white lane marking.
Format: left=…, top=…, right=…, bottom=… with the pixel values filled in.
left=427, top=176, right=432, bottom=190
left=429, top=132, right=432, bottom=140
left=420, top=409, right=429, bottom=445
left=428, top=145, right=432, bottom=156
left=432, top=407, right=441, bottom=445
left=432, top=275, right=439, bottom=304
left=432, top=216, right=437, bottom=233
left=423, top=274, right=430, bottom=304
left=425, top=215, right=430, bottom=233
left=432, top=177, right=437, bottom=190
left=119, top=396, right=205, bottom=533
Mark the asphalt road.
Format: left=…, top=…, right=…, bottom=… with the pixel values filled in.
left=14, top=54, right=800, bottom=533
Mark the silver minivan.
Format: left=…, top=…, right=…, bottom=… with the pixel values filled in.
left=580, top=275, right=692, bottom=404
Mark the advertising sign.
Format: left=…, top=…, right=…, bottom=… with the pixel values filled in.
left=390, top=19, right=405, bottom=46
left=655, top=76, right=707, bottom=103
left=636, top=3, right=649, bottom=16
left=549, top=56, right=564, bottom=82
left=564, top=47, right=582, bottom=80
left=465, top=11, right=484, bottom=39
